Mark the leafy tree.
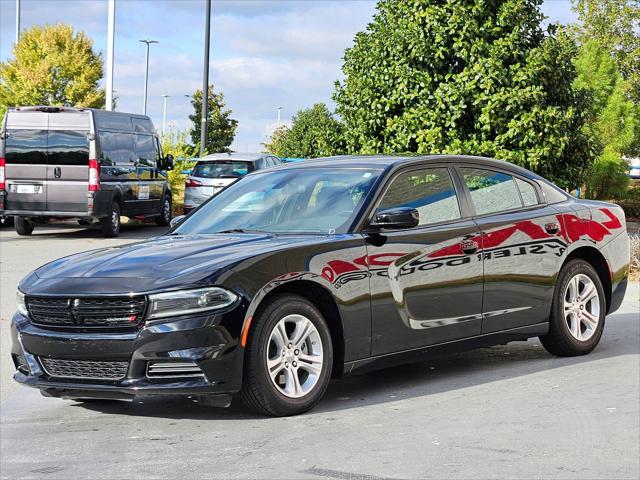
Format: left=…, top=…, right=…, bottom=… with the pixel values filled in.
left=0, top=24, right=105, bottom=117
left=264, top=103, right=344, bottom=158
left=576, top=40, right=639, bottom=199
left=188, top=85, right=238, bottom=154
left=573, top=0, right=640, bottom=102
left=161, top=128, right=197, bottom=211
left=334, top=0, right=596, bottom=189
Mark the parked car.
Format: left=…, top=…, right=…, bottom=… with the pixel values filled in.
left=183, top=152, right=281, bottom=214
left=0, top=106, right=174, bottom=237
left=11, top=155, right=628, bottom=416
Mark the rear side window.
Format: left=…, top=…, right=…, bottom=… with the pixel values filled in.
left=515, top=178, right=539, bottom=206
left=134, top=134, right=155, bottom=166
left=47, top=131, right=89, bottom=166
left=379, top=167, right=461, bottom=226
left=99, top=132, right=134, bottom=165
left=4, top=129, right=88, bottom=165
left=193, top=161, right=250, bottom=178
left=460, top=168, right=522, bottom=215
left=4, top=130, right=47, bottom=164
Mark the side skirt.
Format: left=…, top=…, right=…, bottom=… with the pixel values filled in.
left=342, top=322, right=549, bottom=377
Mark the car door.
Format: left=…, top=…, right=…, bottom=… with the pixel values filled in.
left=456, top=166, right=566, bottom=333
left=133, top=133, right=160, bottom=213
left=366, top=165, right=484, bottom=356
left=46, top=129, right=90, bottom=213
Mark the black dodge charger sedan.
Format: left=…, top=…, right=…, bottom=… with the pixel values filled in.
left=11, top=155, right=629, bottom=416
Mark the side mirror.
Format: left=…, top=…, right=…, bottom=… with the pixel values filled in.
left=370, top=207, right=419, bottom=230
left=169, top=215, right=185, bottom=229
left=164, top=154, right=174, bottom=171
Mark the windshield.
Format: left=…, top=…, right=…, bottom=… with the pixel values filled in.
left=192, top=160, right=251, bottom=178
left=174, top=167, right=382, bottom=234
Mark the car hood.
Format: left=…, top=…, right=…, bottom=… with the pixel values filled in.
left=24, top=233, right=323, bottom=295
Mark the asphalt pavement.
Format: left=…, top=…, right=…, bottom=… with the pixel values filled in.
left=1, top=224, right=638, bottom=479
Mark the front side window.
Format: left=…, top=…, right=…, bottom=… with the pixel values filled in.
left=461, top=168, right=522, bottom=215
left=378, top=167, right=461, bottom=226
left=134, top=134, right=155, bottom=167
left=174, top=167, right=381, bottom=234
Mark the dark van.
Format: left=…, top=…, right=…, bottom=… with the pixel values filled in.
left=0, top=106, right=174, bottom=237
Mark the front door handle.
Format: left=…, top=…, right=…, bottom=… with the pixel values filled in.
left=460, top=239, right=479, bottom=254
left=545, top=222, right=560, bottom=234
left=53, top=167, right=61, bottom=179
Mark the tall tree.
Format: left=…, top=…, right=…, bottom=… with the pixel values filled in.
left=573, top=0, right=640, bottom=102
left=188, top=85, right=238, bottom=154
left=334, top=0, right=595, bottom=189
left=264, top=103, right=344, bottom=158
left=0, top=24, right=105, bottom=117
left=575, top=40, right=639, bottom=199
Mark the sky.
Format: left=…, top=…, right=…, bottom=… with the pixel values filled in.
left=0, top=0, right=577, bottom=152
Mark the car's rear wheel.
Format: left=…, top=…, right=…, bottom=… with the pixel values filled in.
left=155, top=194, right=172, bottom=226
left=240, top=294, right=333, bottom=416
left=100, top=202, right=121, bottom=238
left=539, top=259, right=606, bottom=356
left=14, top=216, right=34, bottom=236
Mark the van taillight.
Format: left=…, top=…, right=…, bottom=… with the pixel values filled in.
left=0, top=157, right=5, bottom=190
left=88, top=159, right=100, bottom=191
left=185, top=178, right=203, bottom=188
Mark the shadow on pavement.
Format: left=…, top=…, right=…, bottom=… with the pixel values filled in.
left=74, top=309, right=638, bottom=420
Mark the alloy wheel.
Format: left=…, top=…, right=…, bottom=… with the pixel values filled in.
left=266, top=314, right=323, bottom=398
left=563, top=273, right=600, bottom=341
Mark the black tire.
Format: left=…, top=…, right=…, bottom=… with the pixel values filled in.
left=240, top=294, right=333, bottom=416
left=155, top=195, right=172, bottom=226
left=14, top=216, right=34, bottom=236
left=539, top=259, right=606, bottom=357
left=100, top=202, right=121, bottom=238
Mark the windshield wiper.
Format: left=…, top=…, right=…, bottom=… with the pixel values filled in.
left=215, top=228, right=265, bottom=234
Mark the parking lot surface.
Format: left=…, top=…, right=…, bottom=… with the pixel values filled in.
left=1, top=225, right=638, bottom=479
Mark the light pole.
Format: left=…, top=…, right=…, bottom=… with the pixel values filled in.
left=200, top=0, right=211, bottom=156
left=15, top=0, right=20, bottom=44
left=276, top=106, right=282, bottom=129
left=161, top=94, right=169, bottom=135
left=139, top=39, right=158, bottom=115
left=105, top=0, right=116, bottom=111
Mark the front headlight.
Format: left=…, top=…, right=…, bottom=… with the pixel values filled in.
left=16, top=291, right=28, bottom=317
left=147, top=287, right=238, bottom=320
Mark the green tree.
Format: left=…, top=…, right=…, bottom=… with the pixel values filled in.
left=0, top=24, right=105, bottom=117
left=188, top=85, right=238, bottom=154
left=334, top=0, right=595, bottom=189
left=573, top=0, right=640, bottom=102
left=576, top=40, right=639, bottom=199
left=264, top=103, right=344, bottom=158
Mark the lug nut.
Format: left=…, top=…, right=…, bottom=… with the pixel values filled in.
left=288, top=343, right=292, bottom=348
left=294, top=349, right=299, bottom=355
left=285, top=362, right=288, bottom=368
left=292, top=361, right=297, bottom=367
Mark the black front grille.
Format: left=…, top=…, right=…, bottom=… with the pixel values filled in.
left=27, top=296, right=146, bottom=329
left=40, top=357, right=129, bottom=380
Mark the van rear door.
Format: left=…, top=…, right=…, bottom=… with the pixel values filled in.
left=4, top=127, right=49, bottom=212
left=46, top=112, right=90, bottom=213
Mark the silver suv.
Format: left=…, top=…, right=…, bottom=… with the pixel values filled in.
left=183, top=153, right=281, bottom=214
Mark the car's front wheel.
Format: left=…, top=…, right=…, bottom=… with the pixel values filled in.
left=155, top=194, right=172, bottom=226
left=240, top=294, right=333, bottom=416
left=539, top=259, right=606, bottom=356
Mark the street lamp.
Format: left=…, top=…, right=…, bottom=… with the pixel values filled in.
left=161, top=94, right=169, bottom=135
left=276, top=106, right=283, bottom=129
left=139, top=39, right=158, bottom=115
left=15, top=0, right=21, bottom=44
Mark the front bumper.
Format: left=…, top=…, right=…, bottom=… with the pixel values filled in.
left=10, top=305, right=246, bottom=400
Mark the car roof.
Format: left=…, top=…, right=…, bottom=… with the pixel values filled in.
left=268, top=154, right=541, bottom=180
left=196, top=152, right=273, bottom=163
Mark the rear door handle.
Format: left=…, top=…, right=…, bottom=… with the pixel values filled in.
left=545, top=222, right=560, bottom=234
left=460, top=239, right=479, bottom=254
left=53, top=167, right=61, bottom=179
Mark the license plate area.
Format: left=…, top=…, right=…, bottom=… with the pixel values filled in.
left=11, top=184, right=43, bottom=194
